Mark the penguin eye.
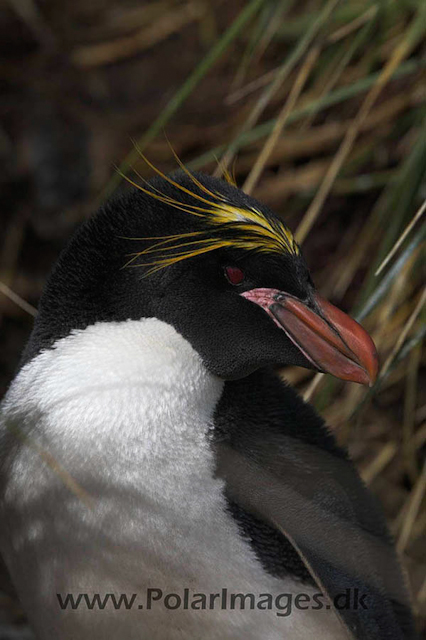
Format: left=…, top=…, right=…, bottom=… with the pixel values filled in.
left=224, top=266, right=245, bottom=285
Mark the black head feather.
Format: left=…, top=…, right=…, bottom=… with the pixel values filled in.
left=23, top=171, right=314, bottom=379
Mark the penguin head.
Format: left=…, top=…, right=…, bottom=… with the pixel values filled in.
left=26, top=171, right=378, bottom=383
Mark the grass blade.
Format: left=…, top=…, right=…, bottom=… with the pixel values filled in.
left=103, top=0, right=267, bottom=197
left=187, top=58, right=424, bottom=171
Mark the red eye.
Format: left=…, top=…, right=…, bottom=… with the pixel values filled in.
left=225, top=266, right=245, bottom=285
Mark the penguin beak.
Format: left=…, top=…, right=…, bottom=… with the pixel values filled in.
left=242, top=289, right=378, bottom=386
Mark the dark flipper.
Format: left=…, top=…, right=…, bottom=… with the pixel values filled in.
left=213, top=369, right=417, bottom=640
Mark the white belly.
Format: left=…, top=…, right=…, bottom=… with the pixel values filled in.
left=0, top=319, right=348, bottom=639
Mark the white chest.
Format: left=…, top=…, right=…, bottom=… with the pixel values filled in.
left=0, top=319, right=347, bottom=639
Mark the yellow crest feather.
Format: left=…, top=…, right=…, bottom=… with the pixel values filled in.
left=120, top=149, right=300, bottom=275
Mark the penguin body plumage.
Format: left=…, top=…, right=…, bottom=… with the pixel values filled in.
left=0, top=172, right=417, bottom=639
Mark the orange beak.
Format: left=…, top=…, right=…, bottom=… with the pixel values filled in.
left=243, top=289, right=379, bottom=386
